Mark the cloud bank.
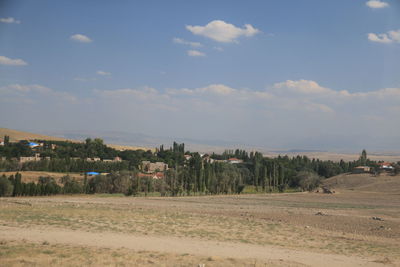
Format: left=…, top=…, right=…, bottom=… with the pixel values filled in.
left=1, top=80, right=399, bottom=150
left=0, top=56, right=28, bottom=66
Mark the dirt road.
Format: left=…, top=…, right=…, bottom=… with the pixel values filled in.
left=0, top=226, right=386, bottom=267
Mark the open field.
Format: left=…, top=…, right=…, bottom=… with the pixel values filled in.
left=1, top=174, right=399, bottom=266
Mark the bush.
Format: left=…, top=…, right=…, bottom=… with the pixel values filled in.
left=296, top=171, right=321, bottom=192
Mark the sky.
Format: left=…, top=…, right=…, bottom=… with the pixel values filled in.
left=0, top=0, right=399, bottom=151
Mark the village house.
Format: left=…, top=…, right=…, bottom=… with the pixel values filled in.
left=228, top=158, right=244, bottom=164
left=352, top=166, right=371, bottom=174
left=184, top=154, right=192, bottom=161
left=86, top=157, right=101, bottom=162
left=141, top=161, right=168, bottom=173
left=378, top=162, right=394, bottom=171
left=19, top=153, right=41, bottom=163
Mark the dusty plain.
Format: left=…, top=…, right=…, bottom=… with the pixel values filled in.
left=0, top=173, right=399, bottom=266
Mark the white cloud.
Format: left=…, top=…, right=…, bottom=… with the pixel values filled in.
left=0, top=17, right=21, bottom=24
left=0, top=56, right=28, bottom=66
left=168, top=84, right=236, bottom=96
left=97, top=70, right=111, bottom=76
left=173, top=38, right=202, bottom=47
left=187, top=50, right=206, bottom=57
left=368, top=30, right=400, bottom=44
left=366, top=0, right=389, bottom=8
left=186, top=20, right=260, bottom=43
left=70, top=34, right=92, bottom=43
left=368, top=33, right=392, bottom=43
left=273, top=80, right=333, bottom=95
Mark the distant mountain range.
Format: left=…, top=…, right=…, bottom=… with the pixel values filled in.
left=2, top=127, right=400, bottom=162
left=37, top=129, right=244, bottom=153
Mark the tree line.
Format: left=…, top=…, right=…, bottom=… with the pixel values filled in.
left=1, top=136, right=399, bottom=197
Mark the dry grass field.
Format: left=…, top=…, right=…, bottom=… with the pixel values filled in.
left=0, top=173, right=399, bottom=266
left=0, top=128, right=153, bottom=151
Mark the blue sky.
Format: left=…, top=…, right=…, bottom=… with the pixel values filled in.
left=0, top=0, right=399, bottom=151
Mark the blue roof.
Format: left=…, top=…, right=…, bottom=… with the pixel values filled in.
left=86, top=172, right=100, bottom=175
left=29, top=142, right=39, bottom=147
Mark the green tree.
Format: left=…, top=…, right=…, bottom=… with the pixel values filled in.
left=0, top=175, right=13, bottom=196
left=295, top=171, right=321, bottom=192
left=359, top=149, right=367, bottom=166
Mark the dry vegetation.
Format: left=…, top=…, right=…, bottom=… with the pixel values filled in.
left=0, top=173, right=399, bottom=266
left=0, top=128, right=70, bottom=143
left=0, top=128, right=153, bottom=152
left=1, top=240, right=290, bottom=267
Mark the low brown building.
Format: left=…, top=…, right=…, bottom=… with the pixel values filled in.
left=141, top=161, right=168, bottom=173
left=352, top=166, right=371, bottom=174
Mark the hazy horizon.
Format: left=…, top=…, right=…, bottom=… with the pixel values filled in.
left=1, top=1, right=399, bottom=152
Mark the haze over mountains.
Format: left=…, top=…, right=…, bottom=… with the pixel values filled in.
left=35, top=129, right=400, bottom=154
left=2, top=127, right=399, bottom=163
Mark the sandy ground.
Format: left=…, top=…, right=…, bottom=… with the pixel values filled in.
left=0, top=173, right=399, bottom=266
left=0, top=226, right=385, bottom=267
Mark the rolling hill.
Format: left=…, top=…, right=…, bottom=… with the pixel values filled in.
left=323, top=173, right=400, bottom=193
left=0, top=128, right=153, bottom=151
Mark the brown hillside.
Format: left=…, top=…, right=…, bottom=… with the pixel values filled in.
left=323, top=173, right=400, bottom=193
left=0, top=128, right=152, bottom=151
left=0, top=128, right=71, bottom=142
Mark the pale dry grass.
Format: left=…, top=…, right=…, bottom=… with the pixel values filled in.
left=0, top=240, right=290, bottom=267
left=0, top=128, right=153, bottom=151
left=0, top=190, right=399, bottom=261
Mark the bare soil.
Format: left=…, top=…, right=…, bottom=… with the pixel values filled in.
left=1, top=174, right=399, bottom=266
